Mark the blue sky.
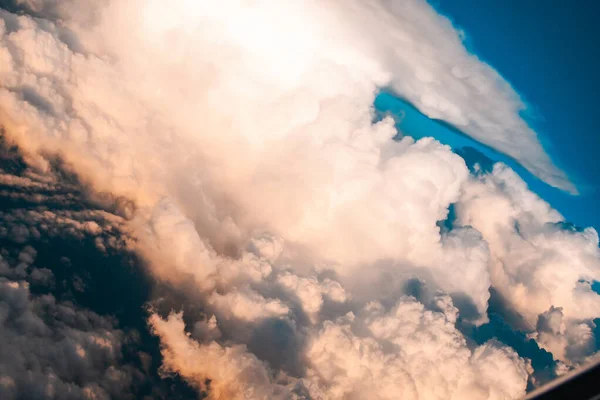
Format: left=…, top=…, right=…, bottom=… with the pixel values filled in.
left=377, top=0, right=600, bottom=232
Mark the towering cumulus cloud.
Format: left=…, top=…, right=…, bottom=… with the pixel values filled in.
left=0, top=0, right=598, bottom=399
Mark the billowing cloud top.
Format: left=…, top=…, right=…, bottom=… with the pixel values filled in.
left=0, top=0, right=597, bottom=399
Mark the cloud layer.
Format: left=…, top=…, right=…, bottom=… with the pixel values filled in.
left=0, top=0, right=598, bottom=399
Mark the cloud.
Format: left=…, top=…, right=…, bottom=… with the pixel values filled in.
left=0, top=169, right=144, bottom=399
left=305, top=297, right=531, bottom=400
left=0, top=276, right=138, bottom=400
left=346, top=0, right=574, bottom=192
left=150, top=295, right=531, bottom=400
left=0, top=0, right=596, bottom=399
left=456, top=164, right=600, bottom=364
left=0, top=147, right=204, bottom=399
left=532, top=306, right=597, bottom=365
left=149, top=312, right=305, bottom=400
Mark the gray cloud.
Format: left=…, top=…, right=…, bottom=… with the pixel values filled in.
left=0, top=276, right=137, bottom=400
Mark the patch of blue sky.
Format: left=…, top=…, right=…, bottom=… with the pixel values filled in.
left=374, top=90, right=528, bottom=174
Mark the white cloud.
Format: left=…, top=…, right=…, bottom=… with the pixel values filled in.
left=277, top=272, right=348, bottom=322
left=150, top=296, right=531, bottom=400
left=0, top=0, right=596, bottom=399
left=456, top=164, right=600, bottom=363
left=344, top=0, right=574, bottom=192
left=303, top=296, right=531, bottom=400
left=531, top=306, right=598, bottom=366
left=149, top=312, right=303, bottom=400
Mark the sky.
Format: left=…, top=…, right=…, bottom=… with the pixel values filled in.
left=429, top=0, right=600, bottom=231
left=0, top=1, right=599, bottom=399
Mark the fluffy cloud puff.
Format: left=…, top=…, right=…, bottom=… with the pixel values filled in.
left=0, top=0, right=598, bottom=399
left=149, top=312, right=306, bottom=400
left=151, top=295, right=531, bottom=400
left=305, top=297, right=531, bottom=400
left=456, top=164, right=600, bottom=364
